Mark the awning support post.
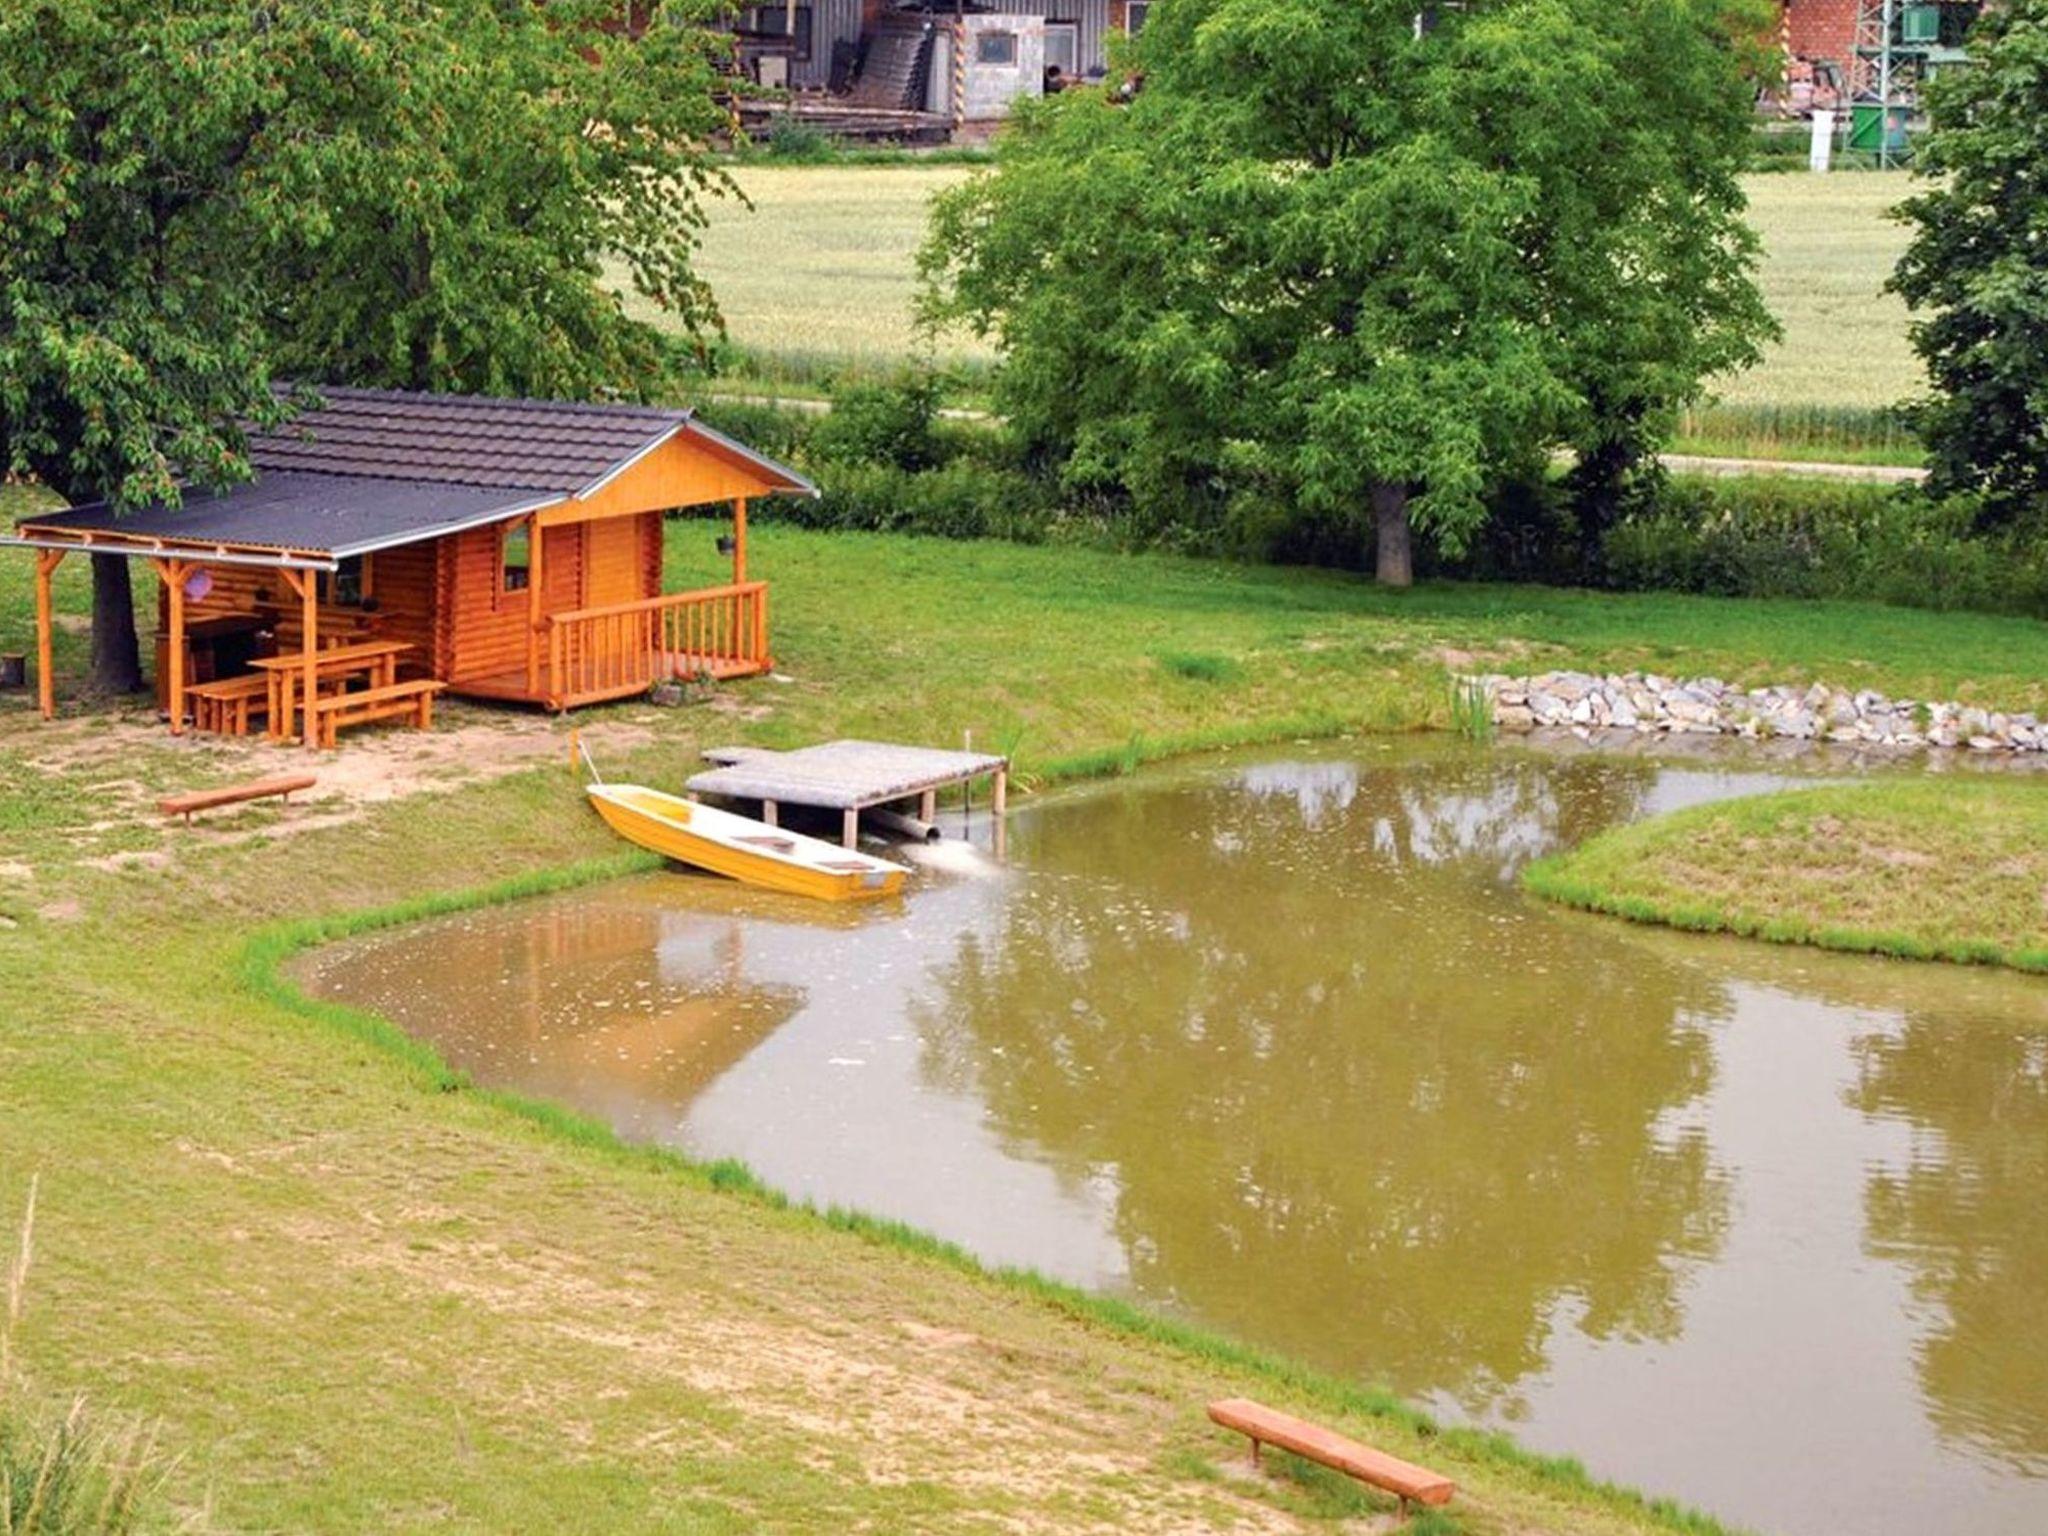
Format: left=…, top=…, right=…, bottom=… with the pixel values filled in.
left=34, top=549, right=64, bottom=721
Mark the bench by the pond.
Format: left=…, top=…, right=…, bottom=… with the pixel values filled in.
left=1207, top=1398, right=1454, bottom=1515
left=159, top=774, right=319, bottom=824
left=309, top=679, right=444, bottom=750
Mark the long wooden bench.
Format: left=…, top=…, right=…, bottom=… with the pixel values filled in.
left=160, top=774, right=318, bottom=824
left=186, top=673, right=272, bottom=737
left=1207, top=1398, right=1454, bottom=1515
left=310, top=678, right=444, bottom=749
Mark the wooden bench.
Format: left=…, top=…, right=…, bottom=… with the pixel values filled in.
left=185, top=673, right=271, bottom=737
left=310, top=678, right=444, bottom=749
left=1208, top=1398, right=1454, bottom=1515
left=159, top=774, right=319, bottom=824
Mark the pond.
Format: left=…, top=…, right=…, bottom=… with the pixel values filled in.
left=297, top=737, right=2048, bottom=1536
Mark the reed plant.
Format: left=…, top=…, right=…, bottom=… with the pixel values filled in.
left=1, top=1179, right=166, bottom=1536
left=1446, top=677, right=1496, bottom=742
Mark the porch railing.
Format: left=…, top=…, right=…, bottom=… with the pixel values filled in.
left=543, top=581, right=769, bottom=707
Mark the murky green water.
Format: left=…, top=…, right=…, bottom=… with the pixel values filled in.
left=299, top=738, right=2048, bottom=1536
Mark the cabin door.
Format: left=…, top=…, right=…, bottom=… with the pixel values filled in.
left=582, top=516, right=646, bottom=610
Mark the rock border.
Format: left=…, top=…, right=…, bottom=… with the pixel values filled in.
left=1471, top=671, right=2047, bottom=753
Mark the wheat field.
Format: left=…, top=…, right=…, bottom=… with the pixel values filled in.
left=642, top=163, right=1924, bottom=409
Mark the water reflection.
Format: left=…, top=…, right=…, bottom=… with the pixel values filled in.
left=297, top=740, right=2048, bottom=1536
left=1854, top=1005, right=2048, bottom=1470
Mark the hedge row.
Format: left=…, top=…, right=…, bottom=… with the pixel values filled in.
left=692, top=390, right=2048, bottom=617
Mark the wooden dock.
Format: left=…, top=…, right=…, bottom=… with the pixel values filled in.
left=687, top=739, right=1008, bottom=847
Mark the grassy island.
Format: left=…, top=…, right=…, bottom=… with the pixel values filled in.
left=1526, top=778, right=2048, bottom=972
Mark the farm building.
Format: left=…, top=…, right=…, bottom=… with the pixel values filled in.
left=728, top=0, right=1150, bottom=136
left=3, top=388, right=815, bottom=748
left=1778, top=0, right=1979, bottom=112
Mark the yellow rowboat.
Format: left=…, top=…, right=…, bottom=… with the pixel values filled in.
left=588, top=783, right=909, bottom=903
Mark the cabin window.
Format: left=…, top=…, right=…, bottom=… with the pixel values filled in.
left=976, top=30, right=1019, bottom=65
left=501, top=523, right=531, bottom=598
left=1125, top=1, right=1150, bottom=31
left=326, top=555, right=369, bottom=607
left=745, top=4, right=813, bottom=62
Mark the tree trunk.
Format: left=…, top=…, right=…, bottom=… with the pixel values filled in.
left=90, top=554, right=145, bottom=695
left=1372, top=482, right=1413, bottom=588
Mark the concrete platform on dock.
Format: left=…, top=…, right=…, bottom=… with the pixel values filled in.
left=688, top=739, right=1008, bottom=847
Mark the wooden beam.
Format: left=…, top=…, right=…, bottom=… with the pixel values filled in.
left=151, top=558, right=191, bottom=735
left=301, top=565, right=319, bottom=749
left=33, top=549, right=63, bottom=720
left=526, top=513, right=544, bottom=695
left=732, top=497, right=748, bottom=586
left=842, top=807, right=858, bottom=849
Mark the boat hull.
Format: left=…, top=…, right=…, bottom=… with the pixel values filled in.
left=588, top=785, right=907, bottom=903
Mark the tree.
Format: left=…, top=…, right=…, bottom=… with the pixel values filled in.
left=922, top=0, right=1775, bottom=585
left=0, top=1, right=732, bottom=693
left=0, top=4, right=291, bottom=691
left=1892, top=1, right=2048, bottom=525
left=268, top=0, right=734, bottom=398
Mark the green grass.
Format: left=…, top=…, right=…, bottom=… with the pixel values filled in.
left=660, top=166, right=1925, bottom=433
left=14, top=523, right=2048, bottom=1529
left=1670, top=403, right=1923, bottom=468
left=1525, top=779, right=2048, bottom=972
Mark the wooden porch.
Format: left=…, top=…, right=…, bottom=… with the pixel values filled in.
left=455, top=580, right=772, bottom=710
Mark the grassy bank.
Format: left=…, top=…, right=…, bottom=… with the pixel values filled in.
left=1525, top=779, right=2048, bottom=972
left=667, top=166, right=1922, bottom=427
left=11, top=527, right=2048, bottom=1529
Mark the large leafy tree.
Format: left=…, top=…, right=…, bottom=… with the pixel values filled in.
left=922, top=0, right=1774, bottom=584
left=1892, top=0, right=2048, bottom=524
left=0, top=0, right=730, bottom=694
left=270, top=0, right=733, bottom=395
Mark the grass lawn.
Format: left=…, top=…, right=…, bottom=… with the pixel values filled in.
left=8, top=524, right=2048, bottom=1530
left=665, top=165, right=1924, bottom=424
left=1525, top=778, right=2048, bottom=972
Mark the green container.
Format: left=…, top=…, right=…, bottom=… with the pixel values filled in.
left=1848, top=103, right=1911, bottom=154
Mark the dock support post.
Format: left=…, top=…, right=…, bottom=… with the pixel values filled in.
left=762, top=800, right=778, bottom=828
left=919, top=788, right=936, bottom=824
left=34, top=549, right=63, bottom=720
left=993, top=768, right=1007, bottom=818
left=842, top=807, right=858, bottom=848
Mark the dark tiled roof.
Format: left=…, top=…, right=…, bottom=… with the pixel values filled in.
left=18, top=473, right=551, bottom=559
left=10, top=385, right=814, bottom=561
left=250, top=386, right=692, bottom=494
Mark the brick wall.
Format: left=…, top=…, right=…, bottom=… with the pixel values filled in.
left=1786, top=0, right=1861, bottom=68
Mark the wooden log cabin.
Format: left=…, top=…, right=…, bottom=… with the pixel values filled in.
left=4, top=388, right=815, bottom=747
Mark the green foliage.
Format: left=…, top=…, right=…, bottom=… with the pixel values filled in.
left=1599, top=476, right=2048, bottom=613
left=0, top=3, right=289, bottom=510
left=807, top=376, right=946, bottom=470
left=922, top=0, right=1776, bottom=581
left=267, top=0, right=734, bottom=396
left=1892, top=1, right=2048, bottom=522
left=760, top=116, right=835, bottom=162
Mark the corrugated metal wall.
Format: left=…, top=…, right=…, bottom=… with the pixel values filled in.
left=980, top=0, right=1111, bottom=75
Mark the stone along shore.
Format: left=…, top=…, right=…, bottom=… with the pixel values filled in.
left=1473, top=672, right=2048, bottom=753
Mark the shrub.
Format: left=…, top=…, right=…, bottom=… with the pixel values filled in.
left=788, top=460, right=1060, bottom=542
left=808, top=376, right=947, bottom=471
left=1600, top=477, right=2048, bottom=614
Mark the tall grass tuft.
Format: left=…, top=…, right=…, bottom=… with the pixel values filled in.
left=1446, top=677, right=1495, bottom=742
left=1, top=1179, right=167, bottom=1535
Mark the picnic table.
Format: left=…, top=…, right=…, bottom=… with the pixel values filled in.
left=251, top=640, right=414, bottom=742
